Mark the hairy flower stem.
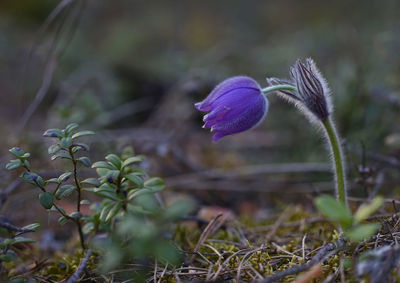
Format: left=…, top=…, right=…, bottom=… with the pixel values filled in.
left=321, top=118, right=347, bottom=206
left=262, top=85, right=296, bottom=94
left=262, top=84, right=348, bottom=208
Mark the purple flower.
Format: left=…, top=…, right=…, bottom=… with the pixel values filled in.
left=195, top=76, right=268, bottom=142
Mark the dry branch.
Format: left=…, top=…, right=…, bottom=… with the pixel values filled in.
left=255, top=238, right=346, bottom=283
left=66, top=249, right=92, bottom=283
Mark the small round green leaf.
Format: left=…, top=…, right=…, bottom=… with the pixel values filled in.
left=125, top=173, right=144, bottom=187
left=55, top=184, right=76, bottom=200
left=58, top=216, right=68, bottom=225
left=9, top=147, right=25, bottom=158
left=58, top=172, right=73, bottom=183
left=315, top=195, right=353, bottom=229
left=5, top=159, right=23, bottom=170
left=73, top=143, right=90, bottom=151
left=354, top=196, right=384, bottom=223
left=22, top=172, right=42, bottom=186
left=65, top=123, right=79, bottom=135
left=48, top=144, right=62, bottom=155
left=21, top=223, right=40, bottom=230
left=61, top=137, right=72, bottom=148
left=70, top=212, right=82, bottom=219
left=43, top=129, right=63, bottom=138
left=51, top=152, right=72, bottom=161
left=122, top=156, right=143, bottom=168
left=81, top=178, right=100, bottom=186
left=82, top=222, right=95, bottom=234
left=92, top=161, right=115, bottom=170
left=346, top=223, right=381, bottom=242
left=105, top=154, right=122, bottom=169
left=144, top=177, right=165, bottom=192
left=71, top=130, right=95, bottom=140
left=13, top=237, right=36, bottom=244
left=78, top=157, right=91, bottom=167
left=39, top=192, right=54, bottom=209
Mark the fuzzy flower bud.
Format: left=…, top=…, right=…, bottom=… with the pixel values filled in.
left=195, top=76, right=268, bottom=142
left=268, top=58, right=332, bottom=121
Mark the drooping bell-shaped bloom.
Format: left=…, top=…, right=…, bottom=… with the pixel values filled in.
left=195, top=76, right=268, bottom=142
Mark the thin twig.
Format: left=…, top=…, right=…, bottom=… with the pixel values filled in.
left=188, top=214, right=223, bottom=264
left=256, top=238, right=346, bottom=283
left=236, top=246, right=267, bottom=282
left=302, top=234, right=307, bottom=261
left=272, top=242, right=303, bottom=260
left=157, top=263, right=168, bottom=283
left=0, top=218, right=35, bottom=234
left=66, top=249, right=92, bottom=283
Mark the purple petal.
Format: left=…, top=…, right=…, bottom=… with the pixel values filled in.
left=203, top=120, right=217, bottom=129
left=211, top=94, right=268, bottom=135
left=194, top=102, right=203, bottom=110
left=195, top=76, right=261, bottom=111
left=203, top=105, right=230, bottom=122
left=208, top=87, right=261, bottom=119
left=212, top=132, right=229, bottom=142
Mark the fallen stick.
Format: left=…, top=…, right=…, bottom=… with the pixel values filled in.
left=66, top=249, right=92, bottom=283
left=255, top=238, right=346, bottom=283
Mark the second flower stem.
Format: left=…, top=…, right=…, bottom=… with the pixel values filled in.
left=262, top=84, right=296, bottom=94
left=263, top=84, right=348, bottom=208
left=321, top=118, right=347, bottom=206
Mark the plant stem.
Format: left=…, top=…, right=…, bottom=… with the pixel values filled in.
left=261, top=84, right=296, bottom=94
left=69, top=148, right=82, bottom=213
left=321, top=118, right=347, bottom=206
left=69, top=147, right=86, bottom=250
left=77, top=222, right=86, bottom=250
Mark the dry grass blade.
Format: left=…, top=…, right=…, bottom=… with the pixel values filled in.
left=272, top=242, right=303, bottom=260
left=188, top=214, right=223, bottom=264
left=157, top=263, right=168, bottom=283
left=211, top=248, right=251, bottom=280
left=236, top=246, right=266, bottom=282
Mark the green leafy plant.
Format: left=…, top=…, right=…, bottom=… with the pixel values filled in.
left=0, top=220, right=39, bottom=269
left=5, top=124, right=192, bottom=281
left=6, top=123, right=94, bottom=250
left=80, top=148, right=193, bottom=275
left=95, top=199, right=193, bottom=277
left=315, top=195, right=383, bottom=242
left=81, top=148, right=165, bottom=234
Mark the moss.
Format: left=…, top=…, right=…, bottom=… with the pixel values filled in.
left=41, top=250, right=98, bottom=281
left=169, top=205, right=355, bottom=282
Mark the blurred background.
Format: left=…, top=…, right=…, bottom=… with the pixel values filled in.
left=0, top=0, right=399, bottom=216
